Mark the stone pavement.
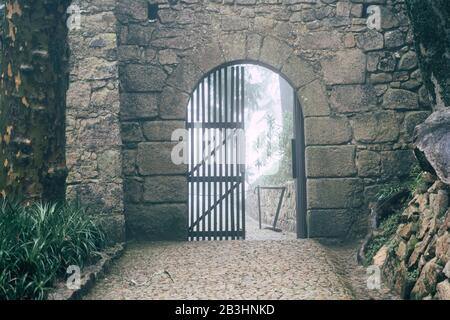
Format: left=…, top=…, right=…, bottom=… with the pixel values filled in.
left=84, top=218, right=398, bottom=300
left=245, top=215, right=296, bottom=241
left=85, top=236, right=398, bottom=300
left=85, top=240, right=354, bottom=300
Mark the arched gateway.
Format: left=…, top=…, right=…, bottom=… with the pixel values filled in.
left=66, top=0, right=427, bottom=242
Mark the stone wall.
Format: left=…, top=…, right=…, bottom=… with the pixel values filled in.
left=66, top=0, right=125, bottom=242
left=247, top=182, right=297, bottom=233
left=373, top=174, right=450, bottom=300
left=67, top=0, right=431, bottom=241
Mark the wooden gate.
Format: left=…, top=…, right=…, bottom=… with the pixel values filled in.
left=187, top=65, right=246, bottom=241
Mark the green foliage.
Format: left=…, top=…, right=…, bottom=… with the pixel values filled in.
left=376, top=165, right=423, bottom=201
left=407, top=269, right=420, bottom=282
left=251, top=112, right=294, bottom=186
left=0, top=199, right=105, bottom=300
left=364, top=211, right=402, bottom=267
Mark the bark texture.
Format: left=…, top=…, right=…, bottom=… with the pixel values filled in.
left=405, top=0, right=450, bottom=109
left=0, top=0, right=70, bottom=201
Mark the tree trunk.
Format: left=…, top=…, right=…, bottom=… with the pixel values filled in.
left=405, top=0, right=450, bottom=109
left=0, top=0, right=70, bottom=202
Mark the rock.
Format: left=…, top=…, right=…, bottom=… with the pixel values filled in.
left=330, top=85, right=377, bottom=113
left=398, top=223, right=413, bottom=240
left=304, top=117, right=352, bottom=145
left=321, top=49, right=366, bottom=85
left=307, top=178, right=363, bottom=209
left=430, top=190, right=449, bottom=217
left=298, top=80, right=330, bottom=117
left=410, top=258, right=443, bottom=300
left=357, top=150, right=380, bottom=177
left=373, top=245, right=389, bottom=268
left=435, top=233, right=450, bottom=264
left=396, top=241, right=408, bottom=260
left=399, top=51, right=418, bottom=70
left=383, top=89, right=419, bottom=110
left=444, top=261, right=450, bottom=278
left=306, top=146, right=357, bottom=178
left=384, top=30, right=405, bottom=48
left=352, top=111, right=400, bottom=143
left=436, top=280, right=450, bottom=300
left=414, top=110, right=450, bottom=185
left=356, top=30, right=384, bottom=52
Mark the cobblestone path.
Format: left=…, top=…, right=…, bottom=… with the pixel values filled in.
left=85, top=239, right=371, bottom=300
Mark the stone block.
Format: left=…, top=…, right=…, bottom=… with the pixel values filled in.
left=399, top=51, right=418, bottom=70
left=97, top=149, right=122, bottom=181
left=321, top=49, right=366, bottom=85
left=143, top=176, right=188, bottom=203
left=297, top=31, right=344, bottom=50
left=121, top=64, right=167, bottom=92
left=259, top=36, right=293, bottom=69
left=281, top=55, right=317, bottom=89
left=298, top=80, right=330, bottom=117
left=306, top=146, right=357, bottom=178
left=116, top=0, right=148, bottom=23
left=384, top=30, right=405, bottom=48
left=142, top=121, right=185, bottom=141
left=352, top=111, right=400, bottom=143
left=330, top=85, right=378, bottom=113
left=120, top=93, right=159, bottom=120
left=121, top=122, right=144, bottom=143
left=357, top=150, right=381, bottom=177
left=122, top=149, right=137, bottom=176
left=304, top=116, right=352, bottom=145
left=307, top=209, right=353, bottom=238
left=124, top=178, right=143, bottom=204
left=380, top=150, right=416, bottom=178
left=137, top=142, right=187, bottom=175
left=159, top=86, right=189, bottom=120
left=125, top=204, right=188, bottom=241
left=403, top=111, right=430, bottom=142
left=383, top=89, right=419, bottom=110
left=166, top=59, right=203, bottom=93
left=307, top=178, right=363, bottom=209
left=356, top=29, right=384, bottom=52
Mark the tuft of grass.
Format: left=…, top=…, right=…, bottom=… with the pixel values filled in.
left=0, top=199, right=105, bottom=300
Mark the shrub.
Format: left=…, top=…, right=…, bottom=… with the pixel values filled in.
left=0, top=199, right=105, bottom=300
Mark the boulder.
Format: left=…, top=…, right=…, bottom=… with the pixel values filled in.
left=414, top=110, right=450, bottom=185
left=410, top=258, right=443, bottom=299
left=436, top=280, right=450, bottom=300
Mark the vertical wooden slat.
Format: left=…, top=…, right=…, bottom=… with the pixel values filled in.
left=230, top=66, right=236, bottom=240
left=224, top=67, right=229, bottom=240
left=201, top=78, right=206, bottom=241
left=235, top=66, right=240, bottom=239
left=190, top=92, right=194, bottom=241
left=218, top=68, right=223, bottom=240
left=196, top=81, right=201, bottom=241
left=207, top=74, right=212, bottom=240
left=213, top=71, right=218, bottom=241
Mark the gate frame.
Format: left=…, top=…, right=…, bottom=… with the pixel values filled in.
left=186, top=60, right=308, bottom=240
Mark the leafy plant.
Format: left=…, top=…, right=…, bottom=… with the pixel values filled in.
left=376, top=165, right=423, bottom=201
left=364, top=211, right=402, bottom=266
left=0, top=199, right=105, bottom=300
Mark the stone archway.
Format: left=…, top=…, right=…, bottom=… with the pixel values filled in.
left=66, top=0, right=427, bottom=242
